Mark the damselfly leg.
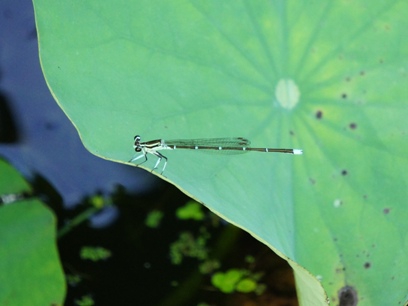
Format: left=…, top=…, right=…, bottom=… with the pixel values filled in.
left=129, top=150, right=168, bottom=174
left=152, top=151, right=167, bottom=174
left=128, top=152, right=147, bottom=165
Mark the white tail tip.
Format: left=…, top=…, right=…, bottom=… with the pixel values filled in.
left=293, top=149, right=303, bottom=155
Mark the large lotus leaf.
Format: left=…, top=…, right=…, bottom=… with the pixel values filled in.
left=33, top=1, right=408, bottom=305
left=0, top=159, right=65, bottom=305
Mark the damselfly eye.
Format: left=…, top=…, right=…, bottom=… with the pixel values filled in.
left=134, top=135, right=141, bottom=141
left=135, top=147, right=142, bottom=152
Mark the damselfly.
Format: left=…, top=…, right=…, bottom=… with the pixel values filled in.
left=129, top=135, right=303, bottom=174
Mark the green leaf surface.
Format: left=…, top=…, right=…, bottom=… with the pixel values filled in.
left=0, top=159, right=65, bottom=305
left=33, top=1, right=408, bottom=305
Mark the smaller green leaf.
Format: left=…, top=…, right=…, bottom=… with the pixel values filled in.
left=211, top=269, right=245, bottom=293
left=169, top=231, right=209, bottom=265
left=199, top=259, right=221, bottom=274
left=145, top=209, right=164, bottom=228
left=80, top=246, right=112, bottom=261
left=0, top=159, right=31, bottom=196
left=254, top=283, right=267, bottom=296
left=0, top=159, right=65, bottom=305
left=74, top=295, right=94, bottom=306
left=89, top=194, right=106, bottom=209
left=236, top=278, right=257, bottom=293
left=66, top=274, right=82, bottom=286
left=244, top=255, right=255, bottom=264
left=176, top=201, right=205, bottom=221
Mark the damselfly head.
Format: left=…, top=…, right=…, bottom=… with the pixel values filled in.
left=134, top=135, right=142, bottom=152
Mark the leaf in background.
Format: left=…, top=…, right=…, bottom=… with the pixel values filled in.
left=0, top=159, right=65, bottom=305
left=33, top=1, right=408, bottom=305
